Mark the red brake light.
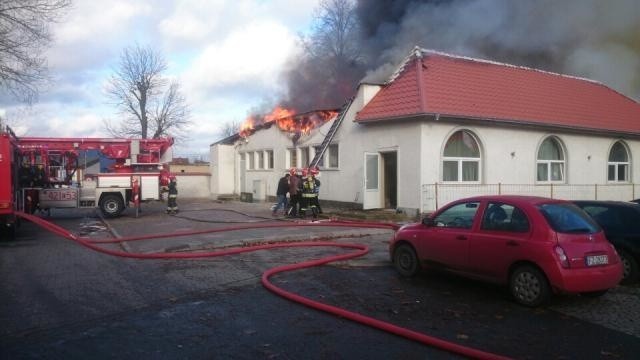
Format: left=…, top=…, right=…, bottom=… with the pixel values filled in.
left=554, top=245, right=570, bottom=268
left=0, top=201, right=11, bottom=209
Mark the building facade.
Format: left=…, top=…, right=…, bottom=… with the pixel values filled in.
left=210, top=48, right=640, bottom=215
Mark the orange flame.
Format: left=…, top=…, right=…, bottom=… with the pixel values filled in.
left=239, top=107, right=338, bottom=138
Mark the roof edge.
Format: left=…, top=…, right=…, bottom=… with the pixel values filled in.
left=383, top=46, right=639, bottom=104
left=356, top=112, right=640, bottom=138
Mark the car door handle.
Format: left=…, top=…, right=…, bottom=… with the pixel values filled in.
left=506, top=240, right=519, bottom=246
left=456, top=235, right=467, bottom=240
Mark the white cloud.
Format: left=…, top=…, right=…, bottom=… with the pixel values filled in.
left=14, top=0, right=321, bottom=147
left=55, top=1, right=151, bottom=45
left=159, top=0, right=227, bottom=44
left=159, top=0, right=317, bottom=49
left=47, top=1, right=154, bottom=71
left=45, top=111, right=106, bottom=137
left=4, top=101, right=110, bottom=138
left=183, top=20, right=296, bottom=101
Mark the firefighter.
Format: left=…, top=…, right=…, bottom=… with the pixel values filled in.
left=166, top=176, right=179, bottom=214
left=310, top=167, right=322, bottom=214
left=300, top=168, right=319, bottom=219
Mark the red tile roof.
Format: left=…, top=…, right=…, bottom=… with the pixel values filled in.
left=356, top=49, right=640, bottom=134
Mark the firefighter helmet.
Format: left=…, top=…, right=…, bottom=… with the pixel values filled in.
left=310, top=167, right=319, bottom=176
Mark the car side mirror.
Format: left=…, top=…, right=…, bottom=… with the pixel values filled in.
left=422, top=217, right=434, bottom=227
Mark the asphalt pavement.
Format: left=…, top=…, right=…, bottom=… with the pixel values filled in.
left=1, top=198, right=639, bottom=359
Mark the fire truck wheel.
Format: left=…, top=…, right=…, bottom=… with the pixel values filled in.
left=100, top=194, right=124, bottom=218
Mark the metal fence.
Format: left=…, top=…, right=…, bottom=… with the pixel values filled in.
left=421, top=183, right=639, bottom=212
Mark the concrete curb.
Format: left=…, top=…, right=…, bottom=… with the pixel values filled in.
left=97, top=210, right=133, bottom=253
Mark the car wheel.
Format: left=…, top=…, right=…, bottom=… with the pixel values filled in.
left=100, top=194, right=124, bottom=218
left=581, top=289, right=608, bottom=298
left=1, top=224, right=16, bottom=241
left=618, top=249, right=639, bottom=284
left=393, top=244, right=421, bottom=277
left=509, top=265, right=551, bottom=307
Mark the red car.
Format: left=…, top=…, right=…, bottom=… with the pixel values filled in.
left=390, top=195, right=623, bottom=306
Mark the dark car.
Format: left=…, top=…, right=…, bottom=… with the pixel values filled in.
left=573, top=200, right=640, bottom=284
left=390, top=195, right=622, bottom=307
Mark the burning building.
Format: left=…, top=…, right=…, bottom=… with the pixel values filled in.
left=238, top=107, right=339, bottom=142
left=211, top=47, right=640, bottom=214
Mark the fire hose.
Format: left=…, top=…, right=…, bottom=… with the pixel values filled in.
left=15, top=211, right=511, bottom=360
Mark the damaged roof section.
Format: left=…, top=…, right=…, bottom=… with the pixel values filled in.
left=356, top=47, right=640, bottom=135
left=212, top=109, right=339, bottom=146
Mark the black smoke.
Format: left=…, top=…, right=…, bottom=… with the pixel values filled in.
left=276, top=0, right=639, bottom=115
left=355, top=0, right=640, bottom=98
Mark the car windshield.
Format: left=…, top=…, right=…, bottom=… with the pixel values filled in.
left=538, top=203, right=600, bottom=234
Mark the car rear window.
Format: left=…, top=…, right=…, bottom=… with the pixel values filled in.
left=538, top=203, right=600, bottom=234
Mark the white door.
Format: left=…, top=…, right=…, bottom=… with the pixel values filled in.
left=363, top=152, right=382, bottom=209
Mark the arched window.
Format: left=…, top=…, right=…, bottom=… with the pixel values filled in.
left=442, top=130, right=481, bottom=182
left=608, top=141, right=630, bottom=182
left=537, top=137, right=565, bottom=182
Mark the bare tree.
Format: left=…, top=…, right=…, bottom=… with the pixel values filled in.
left=307, top=0, right=361, bottom=64
left=0, top=106, right=32, bottom=135
left=150, top=81, right=190, bottom=140
left=105, top=44, right=190, bottom=139
left=0, top=0, right=71, bottom=103
left=218, top=120, right=240, bottom=138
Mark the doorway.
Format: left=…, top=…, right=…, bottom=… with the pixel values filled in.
left=363, top=151, right=398, bottom=210
left=382, top=152, right=397, bottom=209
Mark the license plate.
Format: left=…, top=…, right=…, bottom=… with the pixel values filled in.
left=586, top=255, right=608, bottom=266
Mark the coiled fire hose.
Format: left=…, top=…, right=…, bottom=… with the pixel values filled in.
left=16, top=211, right=510, bottom=360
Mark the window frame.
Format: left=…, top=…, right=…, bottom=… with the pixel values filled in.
left=257, top=151, right=265, bottom=169
left=441, top=130, right=482, bottom=183
left=266, top=150, right=274, bottom=170
left=607, top=141, right=630, bottom=183
left=247, top=151, right=255, bottom=170
left=327, top=143, right=339, bottom=168
left=300, top=147, right=310, bottom=168
left=313, top=145, right=325, bottom=168
left=536, top=136, right=566, bottom=183
left=287, top=148, right=297, bottom=168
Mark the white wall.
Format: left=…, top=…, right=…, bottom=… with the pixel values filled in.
left=230, top=125, right=330, bottom=200
left=175, top=174, right=210, bottom=198
left=210, top=144, right=235, bottom=195
left=420, top=122, right=640, bottom=185
left=208, top=83, right=640, bottom=213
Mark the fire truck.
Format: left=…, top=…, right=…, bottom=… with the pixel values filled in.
left=0, top=126, right=174, bottom=237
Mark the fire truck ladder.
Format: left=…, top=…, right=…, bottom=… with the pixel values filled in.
left=309, top=97, right=353, bottom=168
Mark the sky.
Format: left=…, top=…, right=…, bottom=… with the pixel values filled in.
left=2, top=0, right=638, bottom=160
left=0, top=0, right=320, bottom=157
